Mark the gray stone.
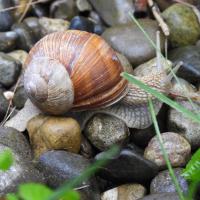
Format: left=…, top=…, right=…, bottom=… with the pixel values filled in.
left=140, top=193, right=179, bottom=200
left=168, top=100, right=200, bottom=150
left=76, top=0, right=92, bottom=12
left=102, top=19, right=165, bottom=66
left=0, top=89, right=9, bottom=121
left=85, top=114, right=130, bottom=151
left=37, top=150, right=101, bottom=200
left=0, top=31, right=17, bottom=52
left=88, top=0, right=135, bottom=26
left=13, top=86, right=27, bottom=109
left=7, top=50, right=28, bottom=66
left=144, top=132, right=191, bottom=169
left=150, top=168, right=188, bottom=194
left=0, top=53, right=21, bottom=88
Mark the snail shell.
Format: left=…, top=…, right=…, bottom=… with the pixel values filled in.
left=24, top=30, right=128, bottom=115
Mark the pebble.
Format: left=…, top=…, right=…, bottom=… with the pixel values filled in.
left=85, top=114, right=130, bottom=151
left=88, top=0, right=135, bottom=26
left=11, top=23, right=37, bottom=51
left=162, top=3, right=200, bottom=47
left=7, top=50, right=28, bottom=66
left=50, top=0, right=78, bottom=20
left=95, top=144, right=158, bottom=183
left=38, top=17, right=70, bottom=36
left=169, top=45, right=200, bottom=84
left=0, top=89, right=9, bottom=121
left=80, top=135, right=94, bottom=159
left=144, top=132, right=191, bottom=169
left=101, top=183, right=146, bottom=200
left=76, top=0, right=92, bottom=12
left=0, top=53, right=21, bottom=88
left=31, top=4, right=48, bottom=18
left=27, top=115, right=81, bottom=158
left=150, top=168, right=188, bottom=194
left=13, top=86, right=27, bottom=109
left=37, top=150, right=101, bottom=200
left=0, top=32, right=18, bottom=52
left=140, top=193, right=179, bottom=200
left=168, top=100, right=200, bottom=149
left=102, top=19, right=165, bottom=66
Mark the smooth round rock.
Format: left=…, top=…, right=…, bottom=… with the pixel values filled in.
left=0, top=145, right=45, bottom=195
left=39, top=17, right=70, bottom=36
left=101, top=184, right=146, bottom=200
left=37, top=150, right=101, bottom=200
left=150, top=168, right=188, bottom=194
left=11, top=23, right=37, bottom=51
left=140, top=193, right=179, bottom=200
left=7, top=50, right=28, bottom=66
left=88, top=0, right=135, bottom=26
left=0, top=89, right=9, bottom=120
left=13, top=86, right=27, bottom=109
left=69, top=16, right=95, bottom=33
left=0, top=53, right=21, bottom=88
left=162, top=3, right=200, bottom=47
left=102, top=19, right=165, bottom=66
left=0, top=31, right=18, bottom=52
left=95, top=145, right=158, bottom=183
left=168, top=100, right=200, bottom=149
left=144, top=132, right=191, bottom=169
left=27, top=115, right=81, bottom=158
left=85, top=114, right=130, bottom=151
left=50, top=0, right=78, bottom=20
left=169, top=45, right=200, bottom=84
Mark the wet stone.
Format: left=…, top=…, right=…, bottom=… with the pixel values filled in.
left=0, top=32, right=18, bottom=52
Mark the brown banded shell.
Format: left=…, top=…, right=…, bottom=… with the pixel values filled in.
left=24, top=30, right=128, bottom=111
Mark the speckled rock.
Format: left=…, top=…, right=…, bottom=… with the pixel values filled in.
left=37, top=150, right=101, bottom=200
left=169, top=45, right=200, bottom=84
left=150, top=168, right=188, bottom=194
left=101, top=183, right=146, bottom=200
left=162, top=3, right=200, bottom=47
left=88, top=0, right=135, bottom=26
left=0, top=53, right=21, bottom=88
left=102, top=19, right=165, bottom=66
left=38, top=17, right=70, bottom=36
left=140, top=193, right=179, bottom=200
left=0, top=145, right=45, bottom=195
left=7, top=50, right=28, bottom=66
left=27, top=115, right=81, bottom=158
left=85, top=114, right=130, bottom=151
left=144, top=132, right=191, bottom=169
left=95, top=145, right=158, bottom=183
left=168, top=101, right=200, bottom=149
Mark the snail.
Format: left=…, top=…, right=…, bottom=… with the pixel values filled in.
left=23, top=30, right=169, bottom=129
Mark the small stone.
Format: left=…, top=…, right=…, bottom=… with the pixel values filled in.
left=76, top=0, right=92, bottom=12
left=95, top=145, right=158, bottom=183
left=88, top=0, right=135, bottom=26
left=0, top=31, right=18, bottom=52
left=0, top=89, right=9, bottom=121
left=0, top=53, right=21, bottom=88
left=50, top=0, right=78, bottom=20
left=101, top=184, right=146, bottom=200
left=7, top=50, right=28, bottom=66
left=144, top=132, right=191, bottom=169
left=39, top=17, right=70, bottom=36
left=140, top=193, right=179, bottom=200
left=85, top=114, right=130, bottom=151
left=37, top=150, right=101, bottom=200
left=102, top=19, right=165, bottom=66
left=150, top=168, right=188, bottom=194
left=80, top=135, right=94, bottom=159
left=162, top=3, right=200, bottom=47
left=168, top=100, right=200, bottom=149
left=13, top=86, right=27, bottom=109
left=27, top=115, right=81, bottom=158
left=169, top=45, right=200, bottom=84
left=31, top=4, right=48, bottom=18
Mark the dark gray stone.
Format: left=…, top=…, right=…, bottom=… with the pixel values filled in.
left=141, top=193, right=180, bottom=200
left=13, top=86, right=27, bottom=109
left=0, top=89, right=9, bottom=121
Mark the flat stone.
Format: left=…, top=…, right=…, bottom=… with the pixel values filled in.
left=102, top=19, right=165, bottom=66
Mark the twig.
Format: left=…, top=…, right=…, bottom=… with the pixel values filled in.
left=18, top=0, right=33, bottom=23
left=147, top=0, right=170, bottom=36
left=156, top=31, right=161, bottom=71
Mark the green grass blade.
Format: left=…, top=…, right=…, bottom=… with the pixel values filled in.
left=47, top=145, right=119, bottom=200
left=148, top=99, right=185, bottom=200
left=122, top=72, right=200, bottom=123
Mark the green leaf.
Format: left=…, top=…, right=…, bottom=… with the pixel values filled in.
left=121, top=72, right=200, bottom=124
left=182, top=149, right=200, bottom=181
left=19, top=183, right=53, bottom=200
left=0, top=149, right=13, bottom=171
left=6, top=193, right=19, bottom=200
left=61, top=190, right=80, bottom=200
